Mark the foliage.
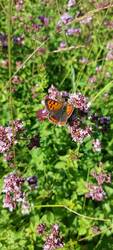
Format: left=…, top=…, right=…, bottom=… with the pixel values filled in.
left=0, top=0, right=113, bottom=249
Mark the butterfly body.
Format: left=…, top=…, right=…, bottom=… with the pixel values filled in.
left=45, top=98, right=74, bottom=126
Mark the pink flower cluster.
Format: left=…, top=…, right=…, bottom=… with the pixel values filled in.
left=2, top=173, right=38, bottom=213
left=14, top=0, right=24, bottom=11
left=85, top=184, right=105, bottom=201
left=106, top=40, right=113, bottom=60
left=69, top=126, right=92, bottom=143
left=43, top=224, right=64, bottom=250
left=0, top=120, right=23, bottom=153
left=69, top=93, right=90, bottom=112
left=85, top=170, right=111, bottom=201
left=3, top=172, right=25, bottom=212
left=92, top=139, right=101, bottom=152
left=91, top=170, right=111, bottom=186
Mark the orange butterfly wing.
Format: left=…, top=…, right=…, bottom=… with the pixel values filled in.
left=45, top=99, right=63, bottom=112
left=49, top=115, right=66, bottom=126
left=45, top=98, right=74, bottom=126
left=66, top=103, right=74, bottom=117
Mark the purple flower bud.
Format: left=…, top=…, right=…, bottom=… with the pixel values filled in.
left=36, top=109, right=48, bottom=121
left=66, top=28, right=81, bottom=36
left=36, top=224, right=46, bottom=234
left=27, top=176, right=38, bottom=189
left=67, top=0, right=76, bottom=8
left=28, top=135, right=40, bottom=150
left=38, top=16, right=49, bottom=26
left=13, top=35, right=24, bottom=45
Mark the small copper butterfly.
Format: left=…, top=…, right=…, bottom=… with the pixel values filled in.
left=45, top=98, right=74, bottom=126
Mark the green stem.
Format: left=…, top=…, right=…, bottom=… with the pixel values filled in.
left=91, top=80, right=113, bottom=104
left=7, top=0, right=16, bottom=166
left=35, top=204, right=110, bottom=222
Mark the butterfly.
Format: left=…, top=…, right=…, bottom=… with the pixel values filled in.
left=45, top=98, right=74, bottom=126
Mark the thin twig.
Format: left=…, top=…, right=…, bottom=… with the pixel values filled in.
left=51, top=45, right=85, bottom=53
left=67, top=4, right=113, bottom=26
left=7, top=39, right=49, bottom=84
left=79, top=225, right=112, bottom=242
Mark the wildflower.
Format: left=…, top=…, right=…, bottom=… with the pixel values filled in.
left=27, top=176, right=38, bottom=189
left=0, top=126, right=13, bottom=153
left=11, top=119, right=24, bottom=132
left=32, top=23, right=41, bottom=31
left=92, top=226, right=101, bottom=234
left=4, top=151, right=14, bottom=161
left=66, top=28, right=81, bottom=36
left=79, top=57, right=89, bottom=64
left=3, top=192, right=16, bottom=212
left=91, top=170, right=111, bottom=185
left=99, top=116, right=110, bottom=125
left=69, top=93, right=90, bottom=112
left=16, top=61, right=22, bottom=70
left=60, top=12, right=73, bottom=24
left=91, top=114, right=110, bottom=132
left=3, top=172, right=25, bottom=211
left=36, top=109, right=48, bottom=121
left=80, top=16, right=92, bottom=24
left=88, top=75, right=97, bottom=84
left=106, top=41, right=113, bottom=61
left=92, top=139, right=101, bottom=152
left=43, top=224, right=64, bottom=250
left=96, top=66, right=102, bottom=73
left=47, top=85, right=63, bottom=100
left=37, top=47, right=46, bottom=55
left=68, top=113, right=80, bottom=127
left=59, top=41, right=67, bottom=48
left=69, top=126, right=92, bottom=143
left=0, top=121, right=23, bottom=153
left=36, top=224, right=46, bottom=234
left=57, top=12, right=73, bottom=29
left=13, top=35, right=24, bottom=45
left=0, top=59, right=9, bottom=68
left=38, top=16, right=49, bottom=26
left=67, top=0, right=76, bottom=8
left=21, top=196, right=31, bottom=215
left=91, top=113, right=99, bottom=123
left=14, top=0, right=24, bottom=11
left=28, top=135, right=40, bottom=149
left=12, top=75, right=22, bottom=85
left=0, top=32, right=7, bottom=49
left=85, top=184, right=106, bottom=201
left=99, top=116, right=110, bottom=132
left=104, top=20, right=113, bottom=29
left=95, top=1, right=110, bottom=9
left=107, top=41, right=113, bottom=50
left=105, top=71, right=111, bottom=78
left=106, top=51, right=113, bottom=60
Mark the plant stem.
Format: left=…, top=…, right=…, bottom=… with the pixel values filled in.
left=35, top=204, right=110, bottom=222
left=7, top=0, right=16, bottom=166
